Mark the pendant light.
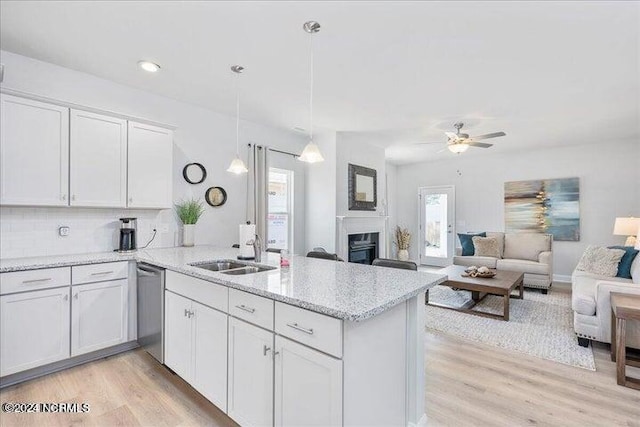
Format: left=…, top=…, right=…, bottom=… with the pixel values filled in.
left=298, top=21, right=325, bottom=163
left=227, top=65, right=249, bottom=174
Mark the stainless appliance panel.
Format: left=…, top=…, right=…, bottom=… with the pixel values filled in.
left=137, top=263, right=164, bottom=363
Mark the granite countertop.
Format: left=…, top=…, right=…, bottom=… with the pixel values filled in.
left=0, top=246, right=446, bottom=321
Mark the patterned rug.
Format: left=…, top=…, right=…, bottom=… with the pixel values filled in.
left=425, top=286, right=596, bottom=370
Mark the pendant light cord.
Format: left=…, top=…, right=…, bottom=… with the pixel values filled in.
left=309, top=31, right=314, bottom=143
left=235, top=72, right=240, bottom=156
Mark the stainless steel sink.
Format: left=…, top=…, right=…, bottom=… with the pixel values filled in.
left=190, top=260, right=275, bottom=275
left=189, top=260, right=246, bottom=271
left=221, top=266, right=275, bottom=275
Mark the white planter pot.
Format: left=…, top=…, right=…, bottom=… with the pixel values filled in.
left=398, top=249, right=409, bottom=261
left=183, top=224, right=195, bottom=247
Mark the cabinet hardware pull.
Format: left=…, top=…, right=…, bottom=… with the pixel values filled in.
left=235, top=304, right=256, bottom=314
left=61, top=194, right=66, bottom=201
left=74, top=293, right=78, bottom=299
left=274, top=351, right=280, bottom=358
left=64, top=294, right=69, bottom=301
left=71, top=195, right=76, bottom=201
left=90, top=271, right=114, bottom=276
left=184, top=309, right=189, bottom=317
left=189, top=310, right=195, bottom=318
left=22, top=278, right=52, bottom=284
left=263, top=345, right=271, bottom=356
left=286, top=322, right=314, bottom=335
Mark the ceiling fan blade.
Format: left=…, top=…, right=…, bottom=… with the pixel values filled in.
left=468, top=142, right=493, bottom=148
left=409, top=141, right=444, bottom=145
left=444, top=131, right=458, bottom=140
left=472, top=131, right=506, bottom=140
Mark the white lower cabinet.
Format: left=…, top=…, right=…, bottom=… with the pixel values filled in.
left=0, top=287, right=71, bottom=377
left=71, top=279, right=128, bottom=356
left=274, top=336, right=343, bottom=427
left=164, top=291, right=228, bottom=412
left=228, top=317, right=274, bottom=427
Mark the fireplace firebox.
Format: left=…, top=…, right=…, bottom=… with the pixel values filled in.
left=348, top=233, right=379, bottom=265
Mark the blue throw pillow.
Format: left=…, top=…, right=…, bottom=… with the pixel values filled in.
left=458, top=232, right=487, bottom=256
left=608, top=246, right=639, bottom=279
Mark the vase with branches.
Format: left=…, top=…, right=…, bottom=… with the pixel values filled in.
left=175, top=199, right=205, bottom=247
left=395, top=226, right=411, bottom=261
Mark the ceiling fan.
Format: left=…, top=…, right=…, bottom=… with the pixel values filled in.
left=416, top=122, right=506, bottom=154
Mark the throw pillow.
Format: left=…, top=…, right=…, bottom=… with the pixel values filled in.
left=458, top=232, right=486, bottom=256
left=576, top=246, right=626, bottom=277
left=472, top=236, right=500, bottom=258
left=608, top=246, right=640, bottom=279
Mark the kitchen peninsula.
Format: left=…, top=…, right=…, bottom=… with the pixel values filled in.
left=0, top=246, right=446, bottom=426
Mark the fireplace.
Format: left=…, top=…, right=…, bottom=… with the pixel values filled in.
left=348, top=233, right=379, bottom=265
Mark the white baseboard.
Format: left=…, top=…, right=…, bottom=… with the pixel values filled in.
left=553, top=274, right=572, bottom=283
left=408, top=413, right=428, bottom=427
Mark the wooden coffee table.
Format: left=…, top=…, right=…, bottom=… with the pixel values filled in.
left=427, top=265, right=524, bottom=321
left=610, top=292, right=640, bottom=390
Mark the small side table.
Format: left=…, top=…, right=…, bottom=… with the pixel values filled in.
left=610, top=292, right=640, bottom=390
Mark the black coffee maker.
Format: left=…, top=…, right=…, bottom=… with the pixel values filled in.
left=118, top=218, right=137, bottom=252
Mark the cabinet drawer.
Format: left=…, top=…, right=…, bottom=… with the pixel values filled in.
left=0, top=267, right=71, bottom=295
left=72, top=261, right=128, bottom=285
left=165, top=270, right=228, bottom=313
left=275, top=302, right=343, bottom=358
left=229, top=289, right=274, bottom=331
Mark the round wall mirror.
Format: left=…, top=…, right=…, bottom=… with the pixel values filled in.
left=205, top=186, right=227, bottom=207
left=183, top=163, right=207, bottom=184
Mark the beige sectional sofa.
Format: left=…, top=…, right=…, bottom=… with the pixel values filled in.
left=571, top=251, right=640, bottom=348
left=454, top=232, right=553, bottom=293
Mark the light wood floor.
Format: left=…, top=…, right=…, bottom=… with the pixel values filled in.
left=2, top=299, right=640, bottom=426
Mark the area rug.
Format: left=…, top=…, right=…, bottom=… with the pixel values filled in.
left=425, top=286, right=596, bottom=370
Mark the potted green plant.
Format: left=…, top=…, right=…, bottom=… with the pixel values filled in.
left=175, top=199, right=205, bottom=247
left=395, top=226, right=411, bottom=261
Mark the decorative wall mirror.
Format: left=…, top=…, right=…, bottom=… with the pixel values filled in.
left=183, top=163, right=207, bottom=184
left=348, top=163, right=377, bottom=211
left=205, top=186, right=227, bottom=207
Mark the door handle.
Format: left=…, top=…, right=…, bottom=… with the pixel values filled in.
left=91, top=271, right=114, bottom=276
left=235, top=304, right=256, bottom=314
left=263, top=345, right=271, bottom=356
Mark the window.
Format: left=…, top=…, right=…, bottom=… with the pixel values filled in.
left=267, top=168, right=294, bottom=251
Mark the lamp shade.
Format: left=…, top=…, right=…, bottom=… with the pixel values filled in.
left=226, top=156, right=248, bottom=174
left=298, top=142, right=324, bottom=163
left=448, top=143, right=469, bottom=154
left=613, top=217, right=640, bottom=236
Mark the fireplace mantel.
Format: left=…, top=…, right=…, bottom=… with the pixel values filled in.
left=336, top=216, right=388, bottom=261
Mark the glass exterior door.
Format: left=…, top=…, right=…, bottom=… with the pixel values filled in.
left=419, top=186, right=455, bottom=266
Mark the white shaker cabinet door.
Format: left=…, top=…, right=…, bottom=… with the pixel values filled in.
left=127, top=121, right=173, bottom=209
left=71, top=280, right=128, bottom=357
left=274, top=336, right=343, bottom=427
left=70, top=110, right=127, bottom=207
left=164, top=291, right=193, bottom=381
left=0, top=287, right=71, bottom=376
left=228, top=317, right=274, bottom=427
left=0, top=94, right=69, bottom=206
left=192, top=301, right=228, bottom=413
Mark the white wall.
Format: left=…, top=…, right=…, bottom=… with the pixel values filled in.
left=393, top=140, right=640, bottom=277
left=304, top=130, right=337, bottom=253
left=0, top=50, right=307, bottom=258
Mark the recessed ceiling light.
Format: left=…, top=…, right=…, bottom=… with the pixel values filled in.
left=137, top=60, right=161, bottom=73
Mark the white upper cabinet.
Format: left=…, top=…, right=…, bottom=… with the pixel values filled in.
left=127, top=121, right=173, bottom=209
left=70, top=109, right=127, bottom=207
left=0, top=94, right=69, bottom=206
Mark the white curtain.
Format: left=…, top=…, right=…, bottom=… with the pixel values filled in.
left=246, top=144, right=269, bottom=243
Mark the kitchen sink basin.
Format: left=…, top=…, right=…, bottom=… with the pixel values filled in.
left=190, top=260, right=275, bottom=275
left=221, top=266, right=275, bottom=275
left=190, top=260, right=247, bottom=271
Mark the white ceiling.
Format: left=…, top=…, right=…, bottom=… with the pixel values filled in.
left=1, top=1, right=639, bottom=164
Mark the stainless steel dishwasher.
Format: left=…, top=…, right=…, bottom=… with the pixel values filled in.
left=137, top=263, right=165, bottom=363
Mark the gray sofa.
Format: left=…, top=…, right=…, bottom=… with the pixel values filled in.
left=571, top=250, right=640, bottom=348
left=454, top=232, right=553, bottom=293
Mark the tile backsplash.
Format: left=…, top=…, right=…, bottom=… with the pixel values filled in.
left=0, top=207, right=179, bottom=259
